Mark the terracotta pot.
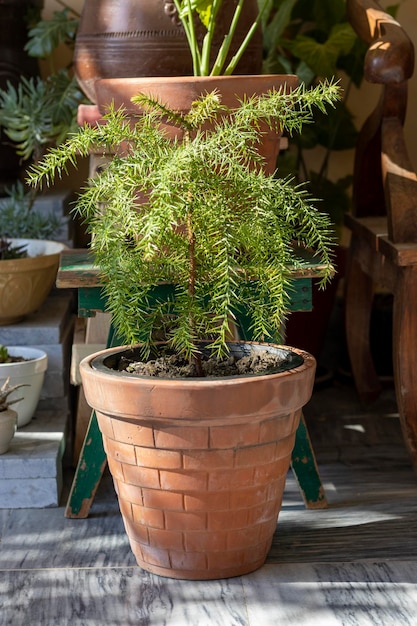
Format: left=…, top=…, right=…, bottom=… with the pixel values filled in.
left=0, top=239, right=66, bottom=325
left=0, top=347, right=48, bottom=427
left=0, top=408, right=17, bottom=454
left=74, top=0, right=263, bottom=102
left=95, top=74, right=298, bottom=176
left=80, top=341, right=316, bottom=580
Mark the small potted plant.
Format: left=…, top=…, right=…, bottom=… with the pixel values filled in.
left=0, top=344, right=47, bottom=427
left=29, top=1, right=339, bottom=580
left=0, top=378, right=26, bottom=454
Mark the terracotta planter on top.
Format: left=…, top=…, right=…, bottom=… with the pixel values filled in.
left=94, top=74, right=298, bottom=177
left=80, top=341, right=316, bottom=580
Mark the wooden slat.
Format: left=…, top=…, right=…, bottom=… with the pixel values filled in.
left=56, top=249, right=102, bottom=289
left=57, top=248, right=334, bottom=290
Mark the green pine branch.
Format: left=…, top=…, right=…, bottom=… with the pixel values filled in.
left=28, top=81, right=340, bottom=359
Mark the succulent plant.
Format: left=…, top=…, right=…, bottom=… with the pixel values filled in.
left=0, top=378, right=27, bottom=413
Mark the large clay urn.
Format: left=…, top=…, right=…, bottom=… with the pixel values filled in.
left=74, top=0, right=263, bottom=102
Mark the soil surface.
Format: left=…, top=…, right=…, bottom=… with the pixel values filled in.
left=0, top=356, right=28, bottom=364
left=117, top=348, right=297, bottom=379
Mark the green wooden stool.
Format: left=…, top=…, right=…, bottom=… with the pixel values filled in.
left=59, top=249, right=328, bottom=518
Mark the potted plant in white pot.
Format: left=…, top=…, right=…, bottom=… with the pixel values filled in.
left=0, top=377, right=27, bottom=454
left=0, top=344, right=47, bottom=427
left=29, top=1, right=339, bottom=580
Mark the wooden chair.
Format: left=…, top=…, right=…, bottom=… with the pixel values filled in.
left=344, top=0, right=417, bottom=469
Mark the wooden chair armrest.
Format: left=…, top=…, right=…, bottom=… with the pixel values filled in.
left=347, top=0, right=414, bottom=84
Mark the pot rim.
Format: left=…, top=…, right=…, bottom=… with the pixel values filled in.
left=0, top=346, right=48, bottom=371
left=5, top=238, right=66, bottom=257
left=96, top=74, right=298, bottom=86
left=0, top=408, right=17, bottom=423
left=94, top=74, right=299, bottom=115
left=83, top=340, right=315, bottom=385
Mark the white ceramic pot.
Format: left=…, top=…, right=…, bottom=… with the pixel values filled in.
left=0, top=347, right=48, bottom=427
left=0, top=408, right=17, bottom=454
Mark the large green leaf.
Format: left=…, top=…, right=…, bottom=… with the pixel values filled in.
left=337, top=38, right=368, bottom=87
left=256, top=0, right=274, bottom=31
left=288, top=23, right=357, bottom=78
left=288, top=36, right=338, bottom=78
left=25, top=9, right=78, bottom=57
left=307, top=172, right=352, bottom=230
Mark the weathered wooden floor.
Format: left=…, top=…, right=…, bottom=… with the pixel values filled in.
left=1, top=361, right=417, bottom=624
left=269, top=378, right=417, bottom=564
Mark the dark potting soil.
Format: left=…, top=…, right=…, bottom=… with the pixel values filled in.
left=117, top=348, right=297, bottom=379
left=0, top=356, right=27, bottom=364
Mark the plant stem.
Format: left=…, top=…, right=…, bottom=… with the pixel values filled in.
left=173, top=0, right=201, bottom=75
left=186, top=201, right=203, bottom=376
left=222, top=0, right=269, bottom=75
left=211, top=0, right=245, bottom=75
left=201, top=0, right=223, bottom=75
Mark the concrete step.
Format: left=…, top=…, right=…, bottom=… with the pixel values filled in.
left=0, top=293, right=75, bottom=507
left=0, top=292, right=75, bottom=398
left=0, top=398, right=69, bottom=508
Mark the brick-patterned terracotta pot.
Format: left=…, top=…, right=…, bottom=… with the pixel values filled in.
left=80, top=341, right=316, bottom=580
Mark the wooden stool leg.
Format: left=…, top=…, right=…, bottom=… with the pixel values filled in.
left=64, top=410, right=107, bottom=518
left=291, top=413, right=327, bottom=509
left=393, top=267, right=417, bottom=471
left=345, top=239, right=382, bottom=403
left=65, top=323, right=116, bottom=519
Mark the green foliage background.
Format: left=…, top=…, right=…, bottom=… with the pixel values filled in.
left=257, top=0, right=400, bottom=233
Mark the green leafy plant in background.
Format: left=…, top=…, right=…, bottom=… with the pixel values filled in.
left=0, top=1, right=85, bottom=241
left=257, top=0, right=401, bottom=234
left=173, top=0, right=268, bottom=75
left=0, top=182, right=60, bottom=239
left=0, top=3, right=84, bottom=167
